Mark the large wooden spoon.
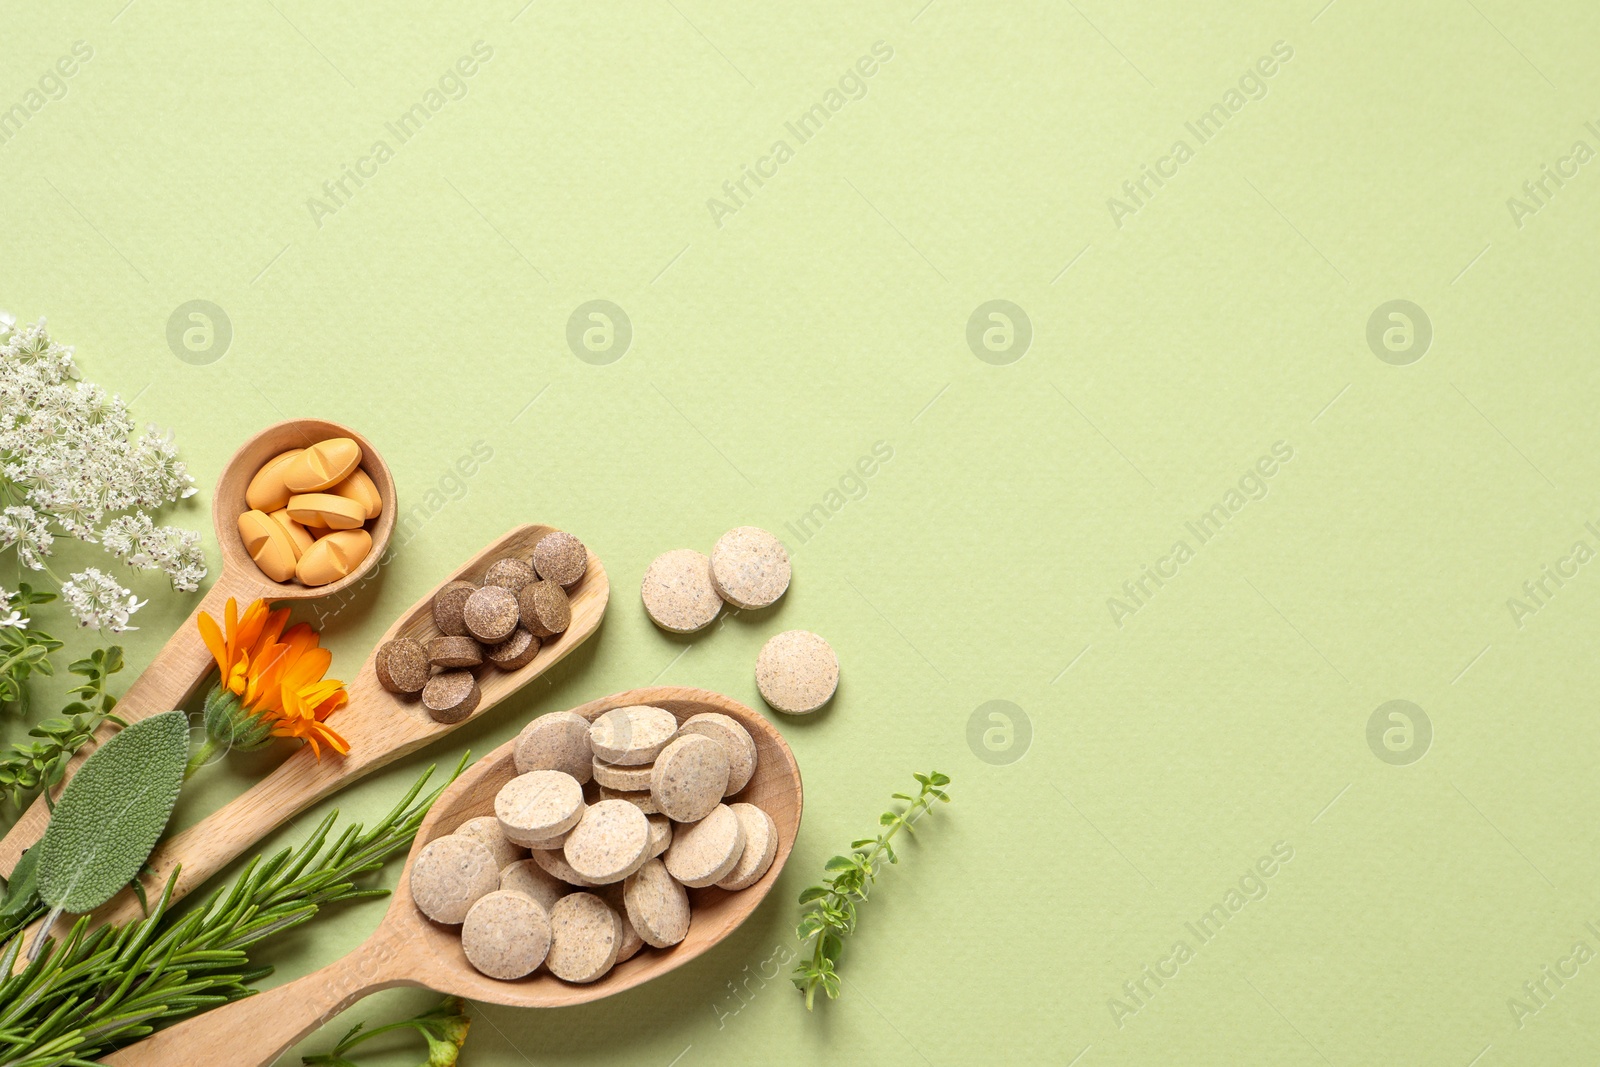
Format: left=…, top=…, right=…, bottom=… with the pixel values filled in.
left=102, top=686, right=802, bottom=1067
left=0, top=418, right=398, bottom=879
left=19, top=524, right=608, bottom=947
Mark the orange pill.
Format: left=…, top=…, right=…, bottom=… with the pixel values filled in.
left=268, top=509, right=314, bottom=558
left=295, top=528, right=373, bottom=586
left=282, top=437, right=362, bottom=493
left=244, top=449, right=305, bottom=513
left=238, top=509, right=299, bottom=583
left=286, top=493, right=366, bottom=531
left=328, top=467, right=382, bottom=520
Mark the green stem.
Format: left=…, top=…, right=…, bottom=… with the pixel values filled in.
left=184, top=738, right=217, bottom=779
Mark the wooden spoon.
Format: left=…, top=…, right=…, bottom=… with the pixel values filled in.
left=102, top=686, right=802, bottom=1067
left=15, top=524, right=608, bottom=950
left=0, top=418, right=400, bottom=879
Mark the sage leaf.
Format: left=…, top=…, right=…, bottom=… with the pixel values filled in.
left=35, top=709, right=188, bottom=914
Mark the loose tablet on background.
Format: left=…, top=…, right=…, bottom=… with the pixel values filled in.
left=641, top=549, right=722, bottom=632
left=709, top=526, right=791, bottom=609
left=755, top=629, right=838, bottom=714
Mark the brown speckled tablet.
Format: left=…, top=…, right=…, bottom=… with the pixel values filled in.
left=518, top=580, right=571, bottom=638
left=755, top=629, right=839, bottom=714
left=650, top=734, right=730, bottom=823
left=515, top=711, right=594, bottom=783
left=500, top=858, right=567, bottom=912
left=496, top=770, right=585, bottom=846
left=428, top=635, right=483, bottom=669
left=374, top=637, right=429, bottom=694
left=623, top=858, right=690, bottom=948
left=563, top=799, right=651, bottom=884
left=710, top=526, right=791, bottom=609
left=598, top=884, right=645, bottom=962
left=462, top=890, right=551, bottom=980
left=641, top=549, right=722, bottom=633
left=663, top=804, right=746, bottom=888
left=463, top=585, right=520, bottom=642
left=533, top=531, right=588, bottom=588
left=679, top=712, right=758, bottom=796
left=455, top=815, right=523, bottom=870
left=646, top=814, right=672, bottom=858
left=589, top=705, right=678, bottom=766
left=432, top=580, right=478, bottom=637
left=547, top=893, right=621, bottom=983
left=411, top=835, right=499, bottom=924
left=485, top=627, right=540, bottom=670
left=483, top=557, right=536, bottom=593
left=421, top=670, right=480, bottom=724
left=598, top=786, right=660, bottom=815
left=592, top=758, right=653, bottom=791
left=531, top=845, right=592, bottom=886
left=716, top=803, right=778, bottom=891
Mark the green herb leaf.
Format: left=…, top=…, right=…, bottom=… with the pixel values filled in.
left=35, top=709, right=188, bottom=914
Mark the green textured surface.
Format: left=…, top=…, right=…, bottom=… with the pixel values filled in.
left=4, top=1, right=1600, bottom=1064
left=36, top=710, right=186, bottom=914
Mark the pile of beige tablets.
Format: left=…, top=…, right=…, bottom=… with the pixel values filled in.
left=642, top=526, right=839, bottom=715
left=239, top=437, right=382, bottom=586
left=408, top=704, right=778, bottom=984
left=372, top=531, right=586, bottom=723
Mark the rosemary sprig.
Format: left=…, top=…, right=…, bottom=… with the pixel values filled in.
left=303, top=995, right=470, bottom=1067
left=0, top=645, right=125, bottom=811
left=792, top=770, right=951, bottom=1010
left=0, top=755, right=465, bottom=1067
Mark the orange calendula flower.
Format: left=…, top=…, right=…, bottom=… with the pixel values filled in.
left=190, top=597, right=350, bottom=773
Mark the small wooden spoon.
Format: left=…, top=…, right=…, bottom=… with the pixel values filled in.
left=102, top=686, right=802, bottom=1067
left=26, top=524, right=609, bottom=944
left=0, top=418, right=397, bottom=880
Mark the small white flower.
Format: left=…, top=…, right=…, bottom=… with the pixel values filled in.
left=60, top=568, right=145, bottom=632
left=0, top=586, right=28, bottom=629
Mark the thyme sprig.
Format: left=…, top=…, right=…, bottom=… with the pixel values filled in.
left=792, top=771, right=951, bottom=1010
left=0, top=756, right=464, bottom=1067
left=303, top=996, right=470, bottom=1067
left=0, top=645, right=125, bottom=811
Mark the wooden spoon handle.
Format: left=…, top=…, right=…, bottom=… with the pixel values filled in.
left=0, top=568, right=263, bottom=879
left=99, top=933, right=407, bottom=1067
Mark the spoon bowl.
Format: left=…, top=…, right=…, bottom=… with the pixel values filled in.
left=0, top=417, right=397, bottom=879
left=103, top=687, right=802, bottom=1067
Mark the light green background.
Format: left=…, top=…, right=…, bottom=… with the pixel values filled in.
left=4, top=0, right=1600, bottom=1063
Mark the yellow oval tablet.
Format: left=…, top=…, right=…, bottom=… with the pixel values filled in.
left=282, top=437, right=362, bottom=493
left=285, top=493, right=366, bottom=531
left=328, top=467, right=382, bottom=520
left=238, top=509, right=299, bottom=583
left=268, top=508, right=314, bottom=558
left=244, top=449, right=305, bottom=513
left=295, top=528, right=373, bottom=586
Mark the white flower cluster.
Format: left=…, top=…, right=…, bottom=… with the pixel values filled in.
left=0, top=316, right=207, bottom=631
left=0, top=586, right=28, bottom=629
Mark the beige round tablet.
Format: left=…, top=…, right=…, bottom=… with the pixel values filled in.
left=410, top=835, right=499, bottom=925
left=462, top=890, right=551, bottom=980
left=641, top=549, right=722, bottom=633
left=496, top=770, right=585, bottom=846
left=547, top=893, right=622, bottom=983
left=678, top=713, right=757, bottom=796
left=463, top=585, right=520, bottom=643
left=590, top=705, right=678, bottom=766
left=531, top=845, right=592, bottom=886
left=374, top=638, right=429, bottom=695
left=601, top=886, right=646, bottom=963
left=485, top=627, right=540, bottom=670
left=432, top=580, right=477, bottom=637
left=500, top=858, right=567, bottom=912
left=663, top=804, right=746, bottom=888
left=514, top=711, right=594, bottom=783
left=710, top=526, right=791, bottom=609
left=518, top=580, right=571, bottom=638
left=455, top=815, right=523, bottom=869
left=755, top=630, right=839, bottom=714
left=623, top=858, right=691, bottom=948
left=651, top=734, right=730, bottom=823
left=421, top=670, right=480, bottom=724
left=533, top=531, right=589, bottom=587
left=520, top=824, right=574, bottom=851
left=563, top=799, right=651, bottom=885
left=716, top=803, right=778, bottom=891
left=592, top=758, right=653, bottom=791
left=598, top=786, right=661, bottom=815
left=646, top=814, right=672, bottom=858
